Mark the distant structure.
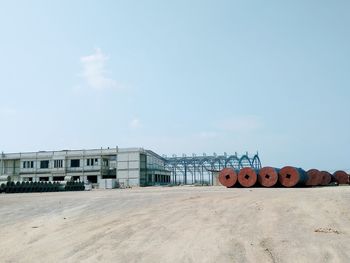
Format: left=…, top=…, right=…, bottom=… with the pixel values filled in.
left=0, top=148, right=170, bottom=187
left=164, top=152, right=261, bottom=185
left=0, top=148, right=261, bottom=187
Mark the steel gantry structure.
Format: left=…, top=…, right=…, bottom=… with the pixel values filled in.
left=164, top=152, right=261, bottom=185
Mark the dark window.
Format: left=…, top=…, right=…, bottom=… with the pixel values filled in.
left=23, top=161, right=34, bottom=168
left=39, top=177, right=49, bottom=181
left=87, top=159, right=97, bottom=166
left=54, top=160, right=63, bottom=168
left=102, top=174, right=116, bottom=179
left=40, top=160, right=49, bottom=169
left=87, top=175, right=97, bottom=183
left=70, top=159, right=80, bottom=168
left=53, top=176, right=65, bottom=181
left=86, top=158, right=97, bottom=166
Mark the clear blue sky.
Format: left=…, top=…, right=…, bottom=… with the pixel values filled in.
left=0, top=1, right=349, bottom=171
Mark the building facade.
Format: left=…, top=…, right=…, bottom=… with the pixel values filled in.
left=0, top=147, right=170, bottom=187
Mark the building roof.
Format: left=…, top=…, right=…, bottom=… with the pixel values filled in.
left=1, top=147, right=153, bottom=160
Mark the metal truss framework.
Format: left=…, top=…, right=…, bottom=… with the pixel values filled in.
left=164, top=153, right=261, bottom=185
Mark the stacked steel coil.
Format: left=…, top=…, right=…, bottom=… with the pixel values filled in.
left=219, top=166, right=349, bottom=188
left=0, top=181, right=85, bottom=194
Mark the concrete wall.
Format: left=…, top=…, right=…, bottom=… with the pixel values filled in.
left=116, top=152, right=140, bottom=187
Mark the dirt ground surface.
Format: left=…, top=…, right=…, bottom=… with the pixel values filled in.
left=0, top=186, right=350, bottom=263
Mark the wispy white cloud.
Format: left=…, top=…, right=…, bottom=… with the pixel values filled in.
left=129, top=118, right=142, bottom=129
left=80, top=48, right=118, bottom=90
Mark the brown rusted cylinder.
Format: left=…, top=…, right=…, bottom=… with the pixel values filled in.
left=218, top=168, right=238, bottom=188
left=258, top=167, right=278, bottom=187
left=278, top=166, right=308, bottom=187
left=306, top=169, right=322, bottom=186
left=319, top=171, right=332, bottom=186
left=238, top=167, right=257, bottom=188
left=333, top=170, right=349, bottom=184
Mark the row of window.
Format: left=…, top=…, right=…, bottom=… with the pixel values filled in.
left=22, top=158, right=100, bottom=169
left=54, top=160, right=63, bottom=168
left=23, top=161, right=34, bottom=168
left=87, top=158, right=98, bottom=166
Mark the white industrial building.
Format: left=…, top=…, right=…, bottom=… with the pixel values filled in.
left=0, top=147, right=171, bottom=187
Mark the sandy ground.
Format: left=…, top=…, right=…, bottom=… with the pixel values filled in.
left=0, top=186, right=350, bottom=263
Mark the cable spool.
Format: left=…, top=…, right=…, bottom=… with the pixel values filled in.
left=39, top=182, right=45, bottom=192
left=18, top=182, right=25, bottom=193
left=29, top=182, right=35, bottom=192
left=0, top=175, right=11, bottom=182
left=218, top=168, right=238, bottom=187
left=13, top=182, right=20, bottom=193
left=6, top=182, right=15, bottom=193
left=30, top=182, right=35, bottom=192
left=46, top=182, right=50, bottom=192
left=73, top=182, right=78, bottom=191
left=54, top=182, right=60, bottom=191
left=58, top=183, right=65, bottom=191
left=319, top=171, right=332, bottom=186
left=305, top=169, right=322, bottom=186
left=42, top=182, right=47, bottom=192
left=48, top=182, right=53, bottom=192
left=278, top=166, right=308, bottom=187
left=45, top=182, right=50, bottom=192
left=32, top=182, right=38, bottom=192
left=0, top=183, right=6, bottom=193
left=35, top=182, right=40, bottom=192
left=258, top=167, right=279, bottom=187
left=238, top=167, right=257, bottom=187
left=333, top=170, right=349, bottom=184
left=0, top=175, right=11, bottom=189
left=23, top=182, right=29, bottom=192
